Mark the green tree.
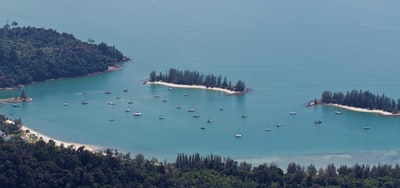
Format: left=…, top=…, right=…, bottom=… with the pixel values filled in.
left=11, top=21, right=18, bottom=27
left=149, top=71, right=157, bottom=82
left=306, top=164, right=317, bottom=176
left=234, top=80, right=246, bottom=92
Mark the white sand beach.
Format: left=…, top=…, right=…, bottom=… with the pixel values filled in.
left=328, top=103, right=400, bottom=116
left=145, top=81, right=242, bottom=95
left=20, top=125, right=102, bottom=152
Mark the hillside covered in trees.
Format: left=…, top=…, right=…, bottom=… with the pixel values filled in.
left=149, top=68, right=246, bottom=92
left=321, top=90, right=400, bottom=113
left=1, top=140, right=400, bottom=187
left=0, top=22, right=127, bottom=88
left=1, top=115, right=400, bottom=187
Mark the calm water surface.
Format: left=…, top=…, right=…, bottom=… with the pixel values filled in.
left=1, top=0, right=400, bottom=167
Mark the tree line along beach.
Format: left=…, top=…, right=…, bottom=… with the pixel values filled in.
left=146, top=68, right=248, bottom=94
left=309, top=89, right=400, bottom=116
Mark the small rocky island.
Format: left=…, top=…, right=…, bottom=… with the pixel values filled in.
left=0, top=87, right=32, bottom=104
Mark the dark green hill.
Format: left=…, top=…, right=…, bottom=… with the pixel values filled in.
left=0, top=24, right=128, bottom=88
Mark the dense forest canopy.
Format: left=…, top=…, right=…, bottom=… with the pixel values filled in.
left=1, top=139, right=400, bottom=187
left=1, top=115, right=400, bottom=187
left=0, top=22, right=127, bottom=88
left=149, top=68, right=246, bottom=92
left=321, top=90, right=400, bottom=113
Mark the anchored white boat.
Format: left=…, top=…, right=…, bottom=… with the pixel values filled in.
left=133, top=112, right=142, bottom=116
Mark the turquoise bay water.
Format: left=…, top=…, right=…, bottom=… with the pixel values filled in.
left=1, top=0, right=400, bottom=167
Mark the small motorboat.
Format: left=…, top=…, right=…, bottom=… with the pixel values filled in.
left=133, top=112, right=142, bottom=116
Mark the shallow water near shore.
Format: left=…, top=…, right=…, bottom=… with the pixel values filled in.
left=1, top=0, right=400, bottom=167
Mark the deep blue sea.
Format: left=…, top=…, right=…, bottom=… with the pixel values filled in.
left=1, top=0, right=400, bottom=167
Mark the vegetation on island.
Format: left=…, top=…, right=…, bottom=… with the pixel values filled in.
left=149, top=68, right=246, bottom=92
left=321, top=90, right=400, bottom=113
left=0, top=22, right=127, bottom=88
left=0, top=87, right=32, bottom=103
left=1, top=115, right=400, bottom=187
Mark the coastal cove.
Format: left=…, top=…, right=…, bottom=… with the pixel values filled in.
left=3, top=64, right=400, bottom=168
left=1, top=0, right=400, bottom=168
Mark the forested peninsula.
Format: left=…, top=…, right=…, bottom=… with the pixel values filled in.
left=319, top=90, right=400, bottom=114
left=1, top=114, right=400, bottom=187
left=148, top=68, right=247, bottom=92
left=0, top=22, right=128, bottom=88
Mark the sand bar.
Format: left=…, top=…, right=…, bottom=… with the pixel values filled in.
left=145, top=81, right=243, bottom=95
left=328, top=103, right=400, bottom=116
left=0, top=97, right=33, bottom=103
left=20, top=125, right=102, bottom=152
